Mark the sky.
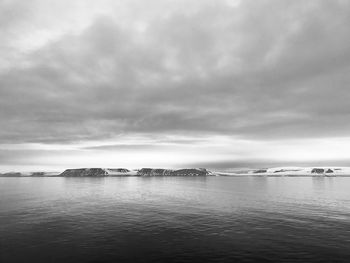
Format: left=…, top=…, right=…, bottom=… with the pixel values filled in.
left=1, top=0, right=350, bottom=172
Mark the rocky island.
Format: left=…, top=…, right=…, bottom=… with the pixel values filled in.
left=59, top=168, right=211, bottom=177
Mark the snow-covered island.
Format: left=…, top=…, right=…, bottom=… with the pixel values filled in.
left=215, top=167, right=350, bottom=177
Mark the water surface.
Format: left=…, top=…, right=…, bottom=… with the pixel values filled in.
left=1, top=177, right=350, bottom=262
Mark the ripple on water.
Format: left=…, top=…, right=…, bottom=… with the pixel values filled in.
left=1, top=177, right=350, bottom=262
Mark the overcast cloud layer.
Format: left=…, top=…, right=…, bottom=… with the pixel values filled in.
left=1, top=0, right=350, bottom=171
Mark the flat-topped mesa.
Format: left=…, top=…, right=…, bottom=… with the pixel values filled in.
left=60, top=168, right=108, bottom=177
left=172, top=168, right=210, bottom=176
left=137, top=168, right=211, bottom=176
left=60, top=168, right=137, bottom=177
left=137, top=168, right=174, bottom=176
left=58, top=168, right=212, bottom=177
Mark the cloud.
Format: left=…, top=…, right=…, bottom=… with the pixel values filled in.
left=0, top=0, right=350, bottom=169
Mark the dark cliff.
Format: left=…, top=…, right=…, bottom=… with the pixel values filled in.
left=60, top=168, right=108, bottom=177
left=137, top=168, right=210, bottom=176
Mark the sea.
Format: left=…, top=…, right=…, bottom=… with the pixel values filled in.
left=1, top=176, right=350, bottom=262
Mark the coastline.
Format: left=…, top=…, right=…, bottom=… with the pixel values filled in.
left=2, top=166, right=350, bottom=177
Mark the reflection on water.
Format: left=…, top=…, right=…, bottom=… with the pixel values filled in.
left=1, top=177, right=350, bottom=262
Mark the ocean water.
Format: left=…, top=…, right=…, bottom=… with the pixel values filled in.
left=1, top=176, right=350, bottom=263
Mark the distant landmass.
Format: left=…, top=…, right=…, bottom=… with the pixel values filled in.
left=216, top=166, right=350, bottom=177
left=0, top=168, right=211, bottom=177
left=1, top=167, right=350, bottom=177
left=60, top=168, right=210, bottom=177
